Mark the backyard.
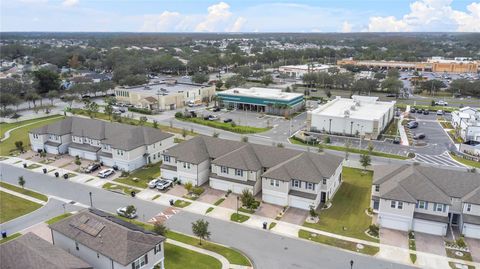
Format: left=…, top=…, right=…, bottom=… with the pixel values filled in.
left=114, top=163, right=161, bottom=188
left=0, top=191, right=42, bottom=223
left=0, top=115, right=63, bottom=140
left=303, top=167, right=376, bottom=242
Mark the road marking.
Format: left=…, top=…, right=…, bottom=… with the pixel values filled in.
left=149, top=207, right=179, bottom=224
left=252, top=134, right=271, bottom=139
left=414, top=153, right=465, bottom=168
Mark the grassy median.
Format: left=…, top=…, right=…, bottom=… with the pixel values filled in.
left=177, top=116, right=271, bottom=134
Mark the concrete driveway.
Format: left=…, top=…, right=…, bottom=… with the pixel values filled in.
left=282, top=207, right=309, bottom=225
left=380, top=228, right=408, bottom=249
left=466, top=238, right=480, bottom=262
left=256, top=202, right=283, bottom=219
left=415, top=232, right=445, bottom=255
left=197, top=187, right=225, bottom=204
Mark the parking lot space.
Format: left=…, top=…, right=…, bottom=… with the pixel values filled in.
left=281, top=207, right=309, bottom=225
left=197, top=186, right=225, bottom=204
left=415, top=232, right=446, bottom=256
left=198, top=107, right=287, bottom=128
left=380, top=228, right=408, bottom=249
left=255, top=202, right=283, bottom=219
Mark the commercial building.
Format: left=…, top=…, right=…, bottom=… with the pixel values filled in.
left=161, top=136, right=344, bottom=210
left=29, top=117, right=174, bottom=171
left=451, top=106, right=480, bottom=143
left=0, top=232, right=92, bottom=269
left=49, top=209, right=166, bottom=269
left=337, top=57, right=480, bottom=73
left=217, top=87, right=304, bottom=116
left=371, top=164, right=480, bottom=238
left=307, top=95, right=396, bottom=140
left=279, top=64, right=331, bottom=78
left=115, top=80, right=215, bottom=111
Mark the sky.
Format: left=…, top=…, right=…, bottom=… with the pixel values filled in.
left=1, top=0, right=479, bottom=32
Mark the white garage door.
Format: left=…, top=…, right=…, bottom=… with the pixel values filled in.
left=69, top=148, right=84, bottom=159
left=289, top=197, right=314, bottom=210
left=233, top=185, right=250, bottom=194
left=84, top=151, right=97, bottom=161
left=45, top=145, right=59, bottom=155
left=99, top=157, right=115, bottom=167
left=413, top=219, right=447, bottom=236
left=379, top=215, right=410, bottom=231
left=210, top=179, right=230, bottom=192
left=263, top=193, right=287, bottom=206
left=161, top=169, right=177, bottom=180
left=463, top=224, right=480, bottom=239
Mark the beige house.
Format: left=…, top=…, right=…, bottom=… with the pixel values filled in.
left=115, top=81, right=215, bottom=111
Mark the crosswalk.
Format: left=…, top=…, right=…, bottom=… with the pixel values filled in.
left=413, top=152, right=466, bottom=168
left=149, top=207, right=179, bottom=224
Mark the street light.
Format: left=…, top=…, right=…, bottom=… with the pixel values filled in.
left=89, top=192, right=93, bottom=208
left=236, top=196, right=239, bottom=215
left=350, top=260, right=354, bottom=269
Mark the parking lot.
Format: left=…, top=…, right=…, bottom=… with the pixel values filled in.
left=192, top=107, right=290, bottom=128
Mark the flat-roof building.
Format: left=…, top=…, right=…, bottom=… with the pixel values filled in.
left=279, top=64, right=331, bottom=78
left=217, top=87, right=304, bottom=116
left=307, top=95, right=396, bottom=139
left=115, top=80, right=215, bottom=111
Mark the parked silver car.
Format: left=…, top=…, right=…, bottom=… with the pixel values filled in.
left=156, top=179, right=173, bottom=190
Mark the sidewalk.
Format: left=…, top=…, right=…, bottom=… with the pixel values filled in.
left=1, top=156, right=478, bottom=269
left=0, top=186, right=47, bottom=205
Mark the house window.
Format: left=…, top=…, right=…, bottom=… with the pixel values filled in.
left=270, top=179, right=279, bottom=187
left=466, top=204, right=472, bottom=212
left=292, top=180, right=300, bottom=188
left=154, top=243, right=162, bottom=254
left=75, top=242, right=79, bottom=251
left=164, top=156, right=170, bottom=162
left=131, top=254, right=148, bottom=269
left=183, top=162, right=190, bottom=169
left=390, top=201, right=396, bottom=208
left=397, top=201, right=403, bottom=209
left=417, top=201, right=428, bottom=209
left=435, top=203, right=444, bottom=212
left=221, top=166, right=228, bottom=174
left=306, top=182, right=314, bottom=190
left=97, top=253, right=100, bottom=258
left=235, top=169, right=243, bottom=176
left=322, top=178, right=327, bottom=185
left=374, top=185, right=380, bottom=192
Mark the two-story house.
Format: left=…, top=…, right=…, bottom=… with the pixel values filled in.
left=49, top=209, right=166, bottom=269
left=451, top=107, right=480, bottom=143
left=371, top=164, right=480, bottom=238
left=29, top=117, right=174, bottom=171
left=161, top=136, right=344, bottom=210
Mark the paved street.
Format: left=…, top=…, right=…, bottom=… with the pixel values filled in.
left=0, top=163, right=413, bottom=269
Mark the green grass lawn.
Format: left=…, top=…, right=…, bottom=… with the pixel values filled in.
left=174, top=199, right=191, bottom=208
left=114, top=164, right=161, bottom=188
left=299, top=230, right=379, bottom=256
left=0, top=115, right=62, bottom=140
left=269, top=222, right=277, bottom=230
left=445, top=248, right=473, bottom=262
left=409, top=238, right=417, bottom=264
left=0, top=182, right=48, bottom=202
left=102, top=182, right=139, bottom=195
left=205, top=207, right=214, bottom=214
left=178, top=117, right=271, bottom=134
left=303, top=167, right=377, bottom=242
left=289, top=137, right=409, bottom=160
left=0, top=191, right=42, bottom=223
left=164, top=242, right=222, bottom=269
left=45, top=213, right=73, bottom=225
left=0, top=233, right=21, bottom=245
left=213, top=198, right=225, bottom=206
left=0, top=116, right=65, bottom=156
left=152, top=194, right=161, bottom=200
left=230, top=213, right=250, bottom=223
left=450, top=154, right=480, bottom=168
left=26, top=163, right=41, bottom=169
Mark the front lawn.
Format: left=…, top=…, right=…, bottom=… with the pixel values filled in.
left=230, top=213, right=250, bottom=223
left=299, top=230, right=379, bottom=256
left=0, top=116, right=65, bottom=156
left=303, top=167, right=376, bottom=242
left=114, top=163, right=161, bottom=188
left=164, top=242, right=222, bottom=269
left=0, top=191, right=42, bottom=223
left=102, top=183, right=139, bottom=195
left=26, top=163, right=41, bottom=169
left=45, top=213, right=73, bottom=225
left=445, top=248, right=472, bottom=262
left=177, top=116, right=271, bottom=134
left=174, top=199, right=191, bottom=208
left=0, top=182, right=48, bottom=202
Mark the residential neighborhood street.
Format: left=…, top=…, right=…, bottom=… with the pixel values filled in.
left=0, top=163, right=414, bottom=269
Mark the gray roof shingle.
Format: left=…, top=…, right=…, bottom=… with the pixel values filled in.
left=0, top=232, right=92, bottom=269
left=49, top=209, right=165, bottom=266
left=30, top=117, right=173, bottom=151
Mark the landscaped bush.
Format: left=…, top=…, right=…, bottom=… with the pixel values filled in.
left=129, top=107, right=153, bottom=115
left=456, top=237, right=467, bottom=248
left=368, top=224, right=379, bottom=237
left=175, top=112, right=184, bottom=118
left=192, top=187, right=205, bottom=196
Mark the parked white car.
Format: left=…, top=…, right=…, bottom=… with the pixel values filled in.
left=148, top=178, right=161, bottom=189
left=98, top=168, right=115, bottom=178
left=116, top=206, right=137, bottom=219
left=435, top=100, right=448, bottom=106
left=156, top=179, right=173, bottom=190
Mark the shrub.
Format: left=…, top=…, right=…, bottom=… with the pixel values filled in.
left=184, top=182, right=193, bottom=193
left=175, top=112, right=184, bottom=118
left=323, top=136, right=331, bottom=144
left=192, top=187, right=205, bottom=196
left=121, top=171, right=130, bottom=177
left=368, top=224, right=379, bottom=237
left=456, top=237, right=466, bottom=248
left=129, top=107, right=153, bottom=115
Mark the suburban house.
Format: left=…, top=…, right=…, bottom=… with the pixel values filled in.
left=451, top=106, right=480, bottom=143
left=49, top=209, right=166, bottom=269
left=29, top=117, right=174, bottom=171
left=371, top=164, right=480, bottom=238
left=161, top=136, right=344, bottom=210
left=307, top=95, right=396, bottom=140
left=0, top=232, right=92, bottom=269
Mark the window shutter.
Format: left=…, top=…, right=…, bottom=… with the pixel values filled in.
left=425, top=202, right=428, bottom=210
left=132, top=263, right=135, bottom=269
left=145, top=254, right=148, bottom=264
left=443, top=205, right=446, bottom=213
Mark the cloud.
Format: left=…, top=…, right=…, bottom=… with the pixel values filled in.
left=227, top=17, right=246, bottom=32
left=141, top=11, right=184, bottom=32
left=367, top=0, right=480, bottom=32
left=62, top=0, right=78, bottom=7
left=341, top=21, right=352, bottom=32
left=195, top=2, right=233, bottom=32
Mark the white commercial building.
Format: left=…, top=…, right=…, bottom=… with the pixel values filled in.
left=279, top=64, right=331, bottom=78
left=307, top=95, right=396, bottom=140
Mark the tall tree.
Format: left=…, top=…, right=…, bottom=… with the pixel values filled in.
left=33, top=68, right=60, bottom=95
left=46, top=90, right=59, bottom=105
left=191, top=219, right=211, bottom=245
left=18, top=176, right=25, bottom=189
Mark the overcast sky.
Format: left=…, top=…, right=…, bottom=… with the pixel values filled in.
left=1, top=0, right=479, bottom=32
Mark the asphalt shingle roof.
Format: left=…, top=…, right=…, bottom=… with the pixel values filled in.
left=30, top=117, right=173, bottom=151
left=0, top=232, right=92, bottom=269
left=49, top=209, right=165, bottom=266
